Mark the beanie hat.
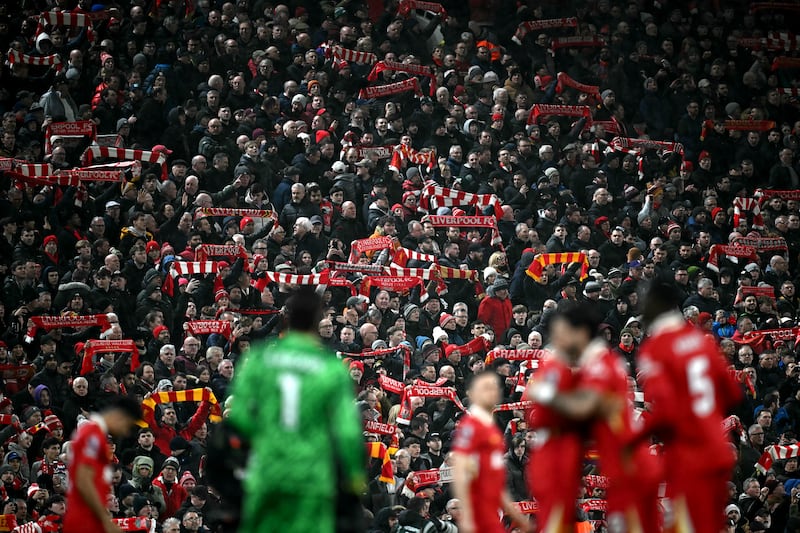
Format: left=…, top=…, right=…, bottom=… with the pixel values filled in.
left=349, top=360, right=364, bottom=373
left=711, top=207, right=723, bottom=219
left=239, top=217, right=254, bottom=230
left=403, top=303, right=419, bottom=320
left=439, top=313, right=455, bottom=327
left=180, top=471, right=196, bottom=486
left=162, top=457, right=180, bottom=471
left=152, top=325, right=169, bottom=339
left=44, top=414, right=62, bottom=430
left=43, top=234, right=57, bottom=246
left=215, top=290, right=229, bottom=303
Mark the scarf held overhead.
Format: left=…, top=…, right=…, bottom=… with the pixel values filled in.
left=526, top=253, right=589, bottom=281
left=140, top=388, right=222, bottom=427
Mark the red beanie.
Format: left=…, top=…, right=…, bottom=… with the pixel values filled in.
left=349, top=361, right=364, bottom=373
left=43, top=235, right=57, bottom=246
left=153, top=325, right=169, bottom=339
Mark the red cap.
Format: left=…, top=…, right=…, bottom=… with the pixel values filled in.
left=439, top=313, right=455, bottom=327
left=451, top=208, right=466, bottom=217
left=215, top=290, right=229, bottom=302
left=349, top=360, right=364, bottom=373
left=681, top=160, right=694, bottom=172
left=698, top=150, right=711, bottom=161
left=217, top=261, right=230, bottom=270
left=491, top=113, right=504, bottom=122
left=44, top=414, right=62, bottom=429
left=0, top=398, right=11, bottom=411
left=711, top=207, right=723, bottom=220
left=444, top=344, right=461, bottom=357
left=153, top=325, right=169, bottom=339
left=697, top=312, right=712, bottom=326
left=146, top=240, right=159, bottom=253
left=43, top=234, right=57, bottom=246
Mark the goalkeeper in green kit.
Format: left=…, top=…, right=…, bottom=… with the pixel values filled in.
left=227, top=289, right=366, bottom=533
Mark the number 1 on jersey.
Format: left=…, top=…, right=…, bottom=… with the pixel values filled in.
left=278, top=373, right=301, bottom=430
left=687, top=356, right=715, bottom=417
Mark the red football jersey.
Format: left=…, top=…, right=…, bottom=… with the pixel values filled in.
left=637, top=312, right=742, bottom=476
left=580, top=340, right=661, bottom=529
left=63, top=417, right=113, bottom=533
left=525, top=356, right=584, bottom=531
left=451, top=409, right=506, bottom=533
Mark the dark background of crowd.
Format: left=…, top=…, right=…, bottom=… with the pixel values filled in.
left=0, top=0, right=798, bottom=531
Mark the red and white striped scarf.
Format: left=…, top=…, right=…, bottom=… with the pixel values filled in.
left=367, top=61, right=435, bottom=95
left=587, top=118, right=621, bottom=135
left=81, top=146, right=168, bottom=179
left=7, top=50, right=62, bottom=70
left=339, top=345, right=411, bottom=379
left=528, top=103, right=591, bottom=125
left=171, top=261, right=218, bottom=275
left=706, top=244, right=758, bottom=273
left=358, top=78, right=422, bottom=100
left=733, top=197, right=764, bottom=230
left=423, top=214, right=503, bottom=248
left=7, top=171, right=79, bottom=188
left=397, top=0, right=447, bottom=18
left=389, top=144, right=437, bottom=172
left=420, top=183, right=503, bottom=219
left=15, top=163, right=52, bottom=177
left=330, top=45, right=376, bottom=65
left=391, top=247, right=438, bottom=267
left=263, top=270, right=330, bottom=285
left=757, top=444, right=800, bottom=473
left=520, top=17, right=577, bottom=32
left=554, top=71, right=600, bottom=96
left=608, top=136, right=685, bottom=157
left=37, top=11, right=95, bottom=42
left=778, top=87, right=800, bottom=97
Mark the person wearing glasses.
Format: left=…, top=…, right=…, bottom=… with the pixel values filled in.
left=181, top=508, right=209, bottom=532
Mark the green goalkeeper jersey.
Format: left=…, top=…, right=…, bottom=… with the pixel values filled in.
left=228, top=331, right=365, bottom=519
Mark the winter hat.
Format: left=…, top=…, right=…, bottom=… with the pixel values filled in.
left=403, top=303, right=420, bottom=320
left=43, top=234, right=57, bottom=246
left=215, top=290, right=229, bottom=303
left=44, top=414, right=62, bottom=430
left=349, top=361, right=364, bottom=373
left=152, top=325, right=169, bottom=339
left=161, top=457, right=180, bottom=471
left=439, top=313, right=456, bottom=327
left=239, top=217, right=254, bottom=230
left=180, top=471, right=196, bottom=486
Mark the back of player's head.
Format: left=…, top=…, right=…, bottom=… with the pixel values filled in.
left=641, top=281, right=682, bottom=325
left=551, top=300, right=603, bottom=336
left=285, top=288, right=323, bottom=332
left=467, top=369, right=500, bottom=391
left=103, top=394, right=143, bottom=421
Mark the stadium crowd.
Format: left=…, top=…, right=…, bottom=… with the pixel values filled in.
left=0, top=0, right=799, bottom=530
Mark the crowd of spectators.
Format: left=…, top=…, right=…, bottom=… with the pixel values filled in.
left=0, top=0, right=799, bottom=531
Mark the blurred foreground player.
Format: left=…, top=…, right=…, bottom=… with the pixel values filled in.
left=528, top=302, right=660, bottom=533
left=637, top=282, right=742, bottom=533
left=63, top=396, right=143, bottom=533
left=227, top=289, right=366, bottom=533
left=451, top=371, right=531, bottom=533
left=524, top=318, right=584, bottom=532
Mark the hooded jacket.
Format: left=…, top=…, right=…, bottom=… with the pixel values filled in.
left=128, top=455, right=167, bottom=512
